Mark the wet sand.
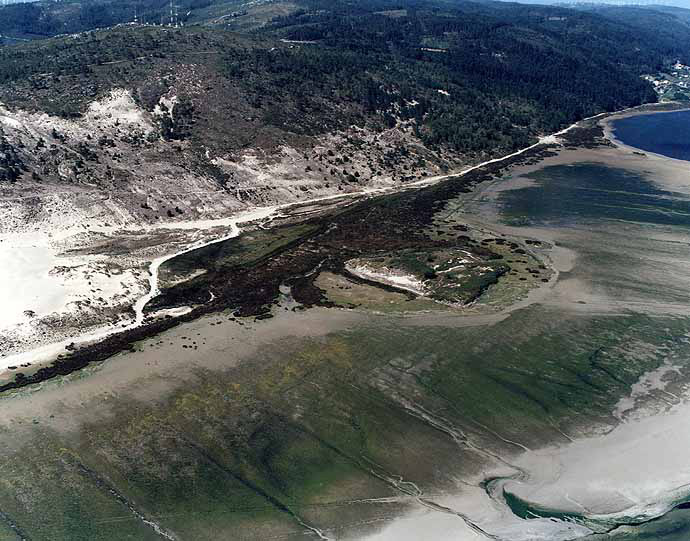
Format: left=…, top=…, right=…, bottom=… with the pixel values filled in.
left=0, top=305, right=366, bottom=429
left=335, top=109, right=690, bottom=539
left=426, top=113, right=690, bottom=538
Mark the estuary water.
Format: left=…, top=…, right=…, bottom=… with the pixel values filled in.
left=612, top=109, right=690, bottom=161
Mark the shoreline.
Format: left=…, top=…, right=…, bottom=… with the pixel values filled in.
left=462, top=109, right=690, bottom=537
left=0, top=107, right=616, bottom=381
left=340, top=108, right=690, bottom=540
left=601, top=104, right=690, bottom=165
left=4, top=99, right=687, bottom=389
left=0, top=101, right=689, bottom=540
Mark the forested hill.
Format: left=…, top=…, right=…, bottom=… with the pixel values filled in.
left=1, top=0, right=687, bottom=156
left=0, top=0, right=688, bottom=180
left=255, top=0, right=683, bottom=148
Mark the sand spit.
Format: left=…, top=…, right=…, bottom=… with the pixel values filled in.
left=345, top=261, right=427, bottom=296
left=506, top=395, right=690, bottom=528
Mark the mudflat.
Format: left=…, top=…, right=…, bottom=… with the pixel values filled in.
left=1, top=109, right=690, bottom=540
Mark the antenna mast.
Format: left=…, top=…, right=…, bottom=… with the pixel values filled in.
left=168, top=0, right=179, bottom=27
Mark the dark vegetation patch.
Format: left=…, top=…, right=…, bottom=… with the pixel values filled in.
left=560, top=122, right=614, bottom=149
left=0, top=142, right=558, bottom=394
left=145, top=144, right=559, bottom=316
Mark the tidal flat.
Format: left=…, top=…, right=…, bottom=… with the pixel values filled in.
left=1, top=112, right=690, bottom=540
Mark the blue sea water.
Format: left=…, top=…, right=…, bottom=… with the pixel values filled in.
left=612, top=109, right=690, bottom=161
